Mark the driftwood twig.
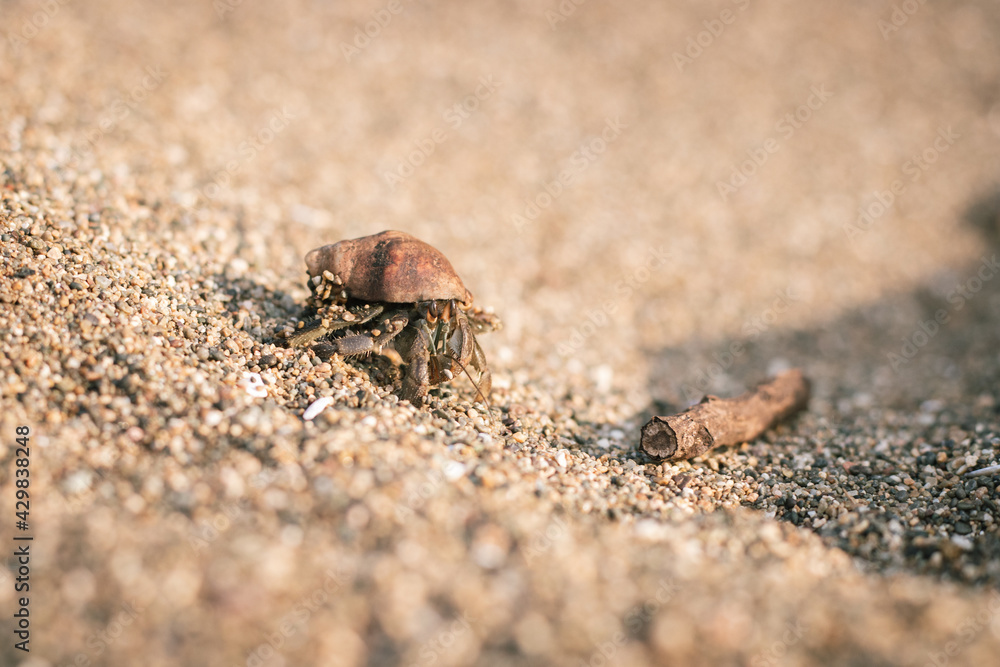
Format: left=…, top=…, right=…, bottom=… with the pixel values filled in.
left=641, top=369, right=810, bottom=461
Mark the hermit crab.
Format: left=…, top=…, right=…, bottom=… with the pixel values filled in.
left=285, top=231, right=500, bottom=407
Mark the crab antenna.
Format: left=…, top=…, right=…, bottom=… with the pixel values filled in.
left=448, top=354, right=497, bottom=428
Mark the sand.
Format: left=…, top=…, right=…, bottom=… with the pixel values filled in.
left=2, top=0, right=1000, bottom=665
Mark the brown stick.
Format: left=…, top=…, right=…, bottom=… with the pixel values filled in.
left=641, top=369, right=810, bottom=461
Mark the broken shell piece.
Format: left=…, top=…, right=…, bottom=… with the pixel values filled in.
left=242, top=372, right=268, bottom=398
left=303, top=396, right=334, bottom=421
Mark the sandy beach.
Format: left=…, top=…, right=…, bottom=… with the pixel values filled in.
left=2, top=0, right=1000, bottom=664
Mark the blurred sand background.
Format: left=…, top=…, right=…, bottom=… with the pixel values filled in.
left=3, top=0, right=1000, bottom=665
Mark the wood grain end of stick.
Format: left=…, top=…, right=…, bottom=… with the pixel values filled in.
left=641, top=369, right=810, bottom=461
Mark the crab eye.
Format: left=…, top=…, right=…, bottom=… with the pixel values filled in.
left=425, top=302, right=440, bottom=323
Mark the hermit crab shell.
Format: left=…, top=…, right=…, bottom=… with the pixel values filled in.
left=305, top=230, right=473, bottom=305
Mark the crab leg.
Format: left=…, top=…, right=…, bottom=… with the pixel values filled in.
left=311, top=313, right=407, bottom=359
left=447, top=313, right=475, bottom=369
left=470, top=337, right=492, bottom=399
left=287, top=304, right=384, bottom=347
left=286, top=321, right=333, bottom=348
left=400, top=324, right=432, bottom=406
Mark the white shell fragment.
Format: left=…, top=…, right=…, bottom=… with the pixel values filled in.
left=965, top=464, right=1000, bottom=478
left=242, top=372, right=268, bottom=398
left=303, top=396, right=334, bottom=421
